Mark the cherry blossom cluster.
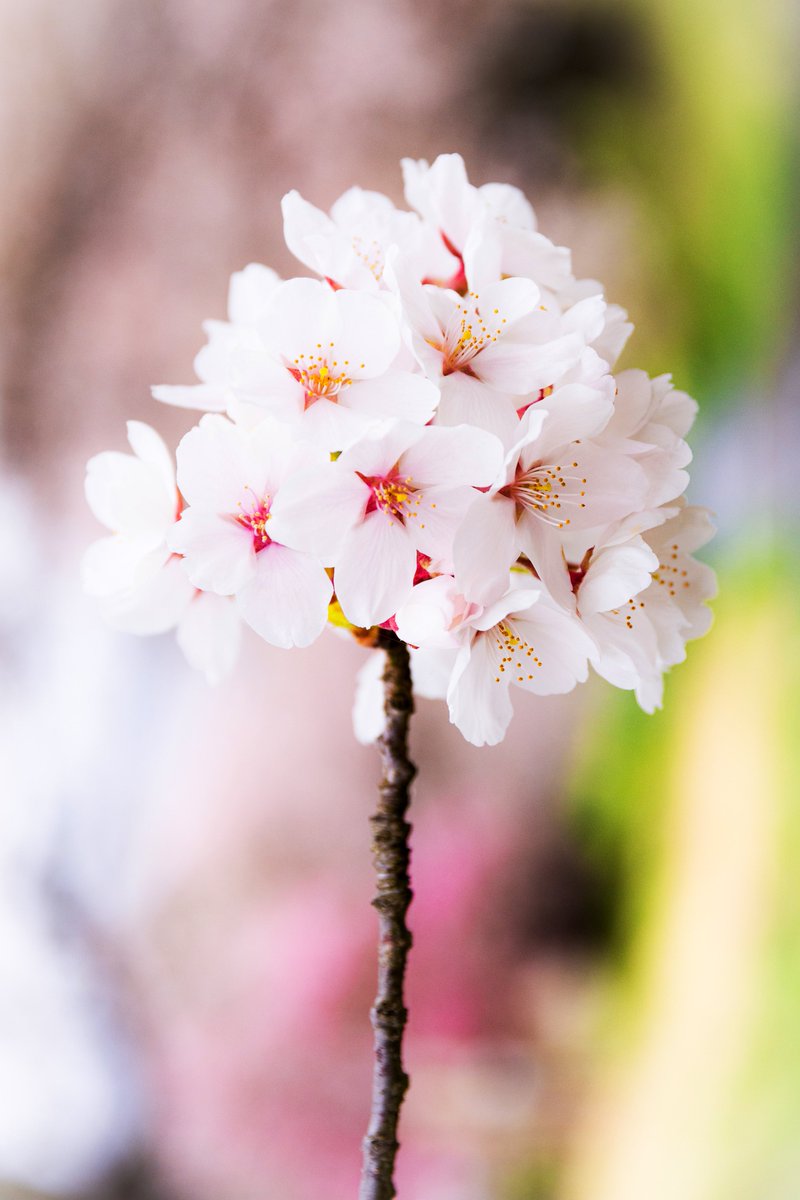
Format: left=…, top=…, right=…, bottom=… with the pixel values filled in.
left=83, top=154, right=715, bottom=745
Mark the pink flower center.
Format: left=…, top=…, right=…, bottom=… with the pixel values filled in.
left=356, top=470, right=419, bottom=524
left=429, top=292, right=509, bottom=377
left=234, top=488, right=272, bottom=552
left=516, top=384, right=553, bottom=419
left=288, top=356, right=353, bottom=410
left=500, top=459, right=587, bottom=530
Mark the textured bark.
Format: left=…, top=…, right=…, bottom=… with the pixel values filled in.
left=359, top=632, right=416, bottom=1200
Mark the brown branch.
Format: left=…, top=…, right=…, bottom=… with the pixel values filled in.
left=359, top=631, right=416, bottom=1200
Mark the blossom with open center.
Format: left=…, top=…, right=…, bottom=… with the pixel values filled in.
left=152, top=263, right=282, bottom=414
left=282, top=186, right=454, bottom=291
left=402, top=153, right=573, bottom=293
left=393, top=574, right=593, bottom=746
left=169, top=415, right=332, bottom=649
left=83, top=421, right=194, bottom=630
left=570, top=504, right=716, bottom=710
left=271, top=420, right=503, bottom=629
left=242, top=277, right=439, bottom=451
left=83, top=421, right=242, bottom=680
left=453, top=379, right=648, bottom=607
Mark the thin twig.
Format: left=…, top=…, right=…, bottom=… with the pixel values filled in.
left=359, top=631, right=416, bottom=1200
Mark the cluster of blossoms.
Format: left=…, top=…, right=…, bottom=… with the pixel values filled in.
left=84, top=154, right=715, bottom=746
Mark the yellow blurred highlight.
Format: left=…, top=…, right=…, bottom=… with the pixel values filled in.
left=564, top=581, right=790, bottom=1200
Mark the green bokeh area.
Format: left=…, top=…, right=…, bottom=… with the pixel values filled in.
left=569, top=0, right=796, bottom=409
left=550, top=0, right=799, bottom=1195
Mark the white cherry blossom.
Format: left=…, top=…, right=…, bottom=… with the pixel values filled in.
left=571, top=505, right=716, bottom=711
left=84, top=152, right=715, bottom=743
left=396, top=574, right=593, bottom=747
left=83, top=421, right=192, bottom=629
left=282, top=186, right=454, bottom=291
left=246, top=277, right=439, bottom=450
left=169, top=415, right=333, bottom=648
left=272, top=420, right=503, bottom=628
left=152, top=263, right=282, bottom=413
left=83, top=421, right=242, bottom=681
left=454, top=379, right=648, bottom=608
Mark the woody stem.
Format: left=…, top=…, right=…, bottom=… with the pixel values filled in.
left=358, top=630, right=416, bottom=1200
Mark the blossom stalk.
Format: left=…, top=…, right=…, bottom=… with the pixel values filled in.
left=360, top=631, right=416, bottom=1200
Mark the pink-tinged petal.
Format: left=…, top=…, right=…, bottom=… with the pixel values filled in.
left=174, top=415, right=250, bottom=512
left=269, top=462, right=367, bottom=561
left=203, top=341, right=291, bottom=396
left=400, top=424, right=503, bottom=488
left=85, top=451, right=174, bottom=542
left=334, top=512, right=416, bottom=628
left=462, top=210, right=503, bottom=292
left=475, top=277, right=540, bottom=327
left=262, top=276, right=337, bottom=361
left=236, top=544, right=332, bottom=649
left=151, top=383, right=228, bottom=412
left=516, top=519, right=573, bottom=610
left=610, top=370, right=657, bottom=438
left=592, top=304, right=633, bottom=367
left=82, top=536, right=167, bottom=597
left=330, top=289, right=401, bottom=378
left=227, top=263, right=282, bottom=325
left=453, top=493, right=518, bottom=606
left=344, top=373, right=439, bottom=425
left=586, top=607, right=661, bottom=698
left=566, top=444, right=649, bottom=528
left=473, top=582, right=540, bottom=632
left=435, top=374, right=520, bottom=446
left=474, top=339, right=564, bottom=394
left=410, top=646, right=458, bottom=699
left=353, top=650, right=387, bottom=745
left=125, top=422, right=175, bottom=495
left=282, top=190, right=339, bottom=275
left=337, top=421, right=421, bottom=478
left=653, top=376, right=698, bottom=438
left=579, top=539, right=659, bottom=616
left=530, top=383, right=615, bottom=457
left=635, top=673, right=664, bottom=714
left=511, top=604, right=592, bottom=695
left=241, top=417, right=327, bottom=497
left=169, top=509, right=254, bottom=595
left=651, top=504, right=716, bottom=556
left=517, top=441, right=649, bottom=534
left=383, top=248, right=443, bottom=349
left=302, top=395, right=380, bottom=452
left=402, top=153, right=476, bottom=249
left=479, top=181, right=537, bottom=229
left=480, top=330, right=584, bottom=394
left=499, top=227, right=573, bottom=291
left=395, top=575, right=471, bottom=649
left=240, top=385, right=304, bottom=428
left=410, top=484, right=478, bottom=565
left=177, top=592, right=242, bottom=684
left=100, top=555, right=194, bottom=636
left=447, top=635, right=514, bottom=747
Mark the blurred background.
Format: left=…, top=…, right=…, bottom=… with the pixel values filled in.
left=0, top=0, right=798, bottom=1197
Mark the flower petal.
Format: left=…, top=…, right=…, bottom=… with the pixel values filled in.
left=177, top=592, right=242, bottom=684
left=169, top=508, right=254, bottom=595
left=447, top=635, right=514, bottom=747
left=236, top=543, right=332, bottom=648
left=344, top=373, right=439, bottom=425
left=334, top=512, right=416, bottom=628
left=99, top=555, right=194, bottom=635
left=174, top=415, right=250, bottom=512
left=435, top=373, right=520, bottom=446
left=400, top=424, right=503, bottom=488
left=269, top=461, right=367, bottom=560
left=453, top=493, right=518, bottom=606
